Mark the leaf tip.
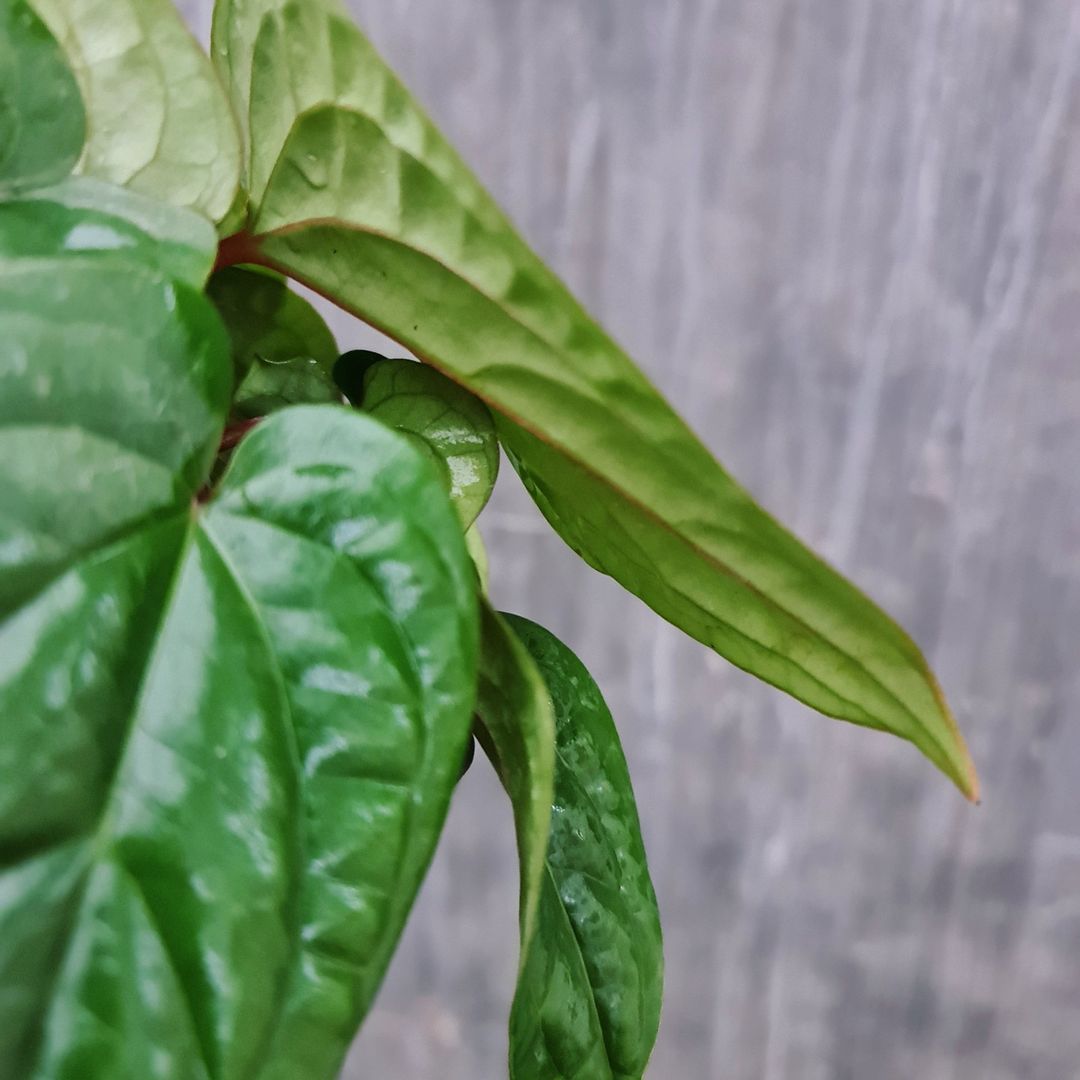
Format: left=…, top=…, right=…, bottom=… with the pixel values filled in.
left=932, top=676, right=980, bottom=803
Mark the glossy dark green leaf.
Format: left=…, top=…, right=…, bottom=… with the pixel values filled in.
left=205, top=408, right=479, bottom=1080
left=0, top=0, right=84, bottom=191
left=0, top=257, right=237, bottom=1079
left=1, top=246, right=478, bottom=1077
left=503, top=617, right=662, bottom=1080
left=207, top=265, right=340, bottom=415
left=474, top=603, right=556, bottom=953
left=361, top=359, right=499, bottom=528
left=0, top=176, right=218, bottom=286
left=211, top=0, right=977, bottom=797
left=30, top=0, right=242, bottom=224
left=0, top=259, right=229, bottom=613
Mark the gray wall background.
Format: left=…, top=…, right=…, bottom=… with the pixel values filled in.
left=185, top=2, right=1080, bottom=1076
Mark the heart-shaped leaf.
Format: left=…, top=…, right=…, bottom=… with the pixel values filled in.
left=474, top=603, right=556, bottom=954
left=0, top=0, right=84, bottom=191
left=211, top=0, right=977, bottom=798
left=360, top=359, right=499, bottom=529
left=30, top=0, right=242, bottom=224
left=501, top=617, right=663, bottom=1080
left=1, top=242, right=477, bottom=1077
left=207, top=265, right=340, bottom=415
left=205, top=408, right=478, bottom=1080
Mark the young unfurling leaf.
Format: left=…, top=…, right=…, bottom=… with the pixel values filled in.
left=474, top=603, right=556, bottom=955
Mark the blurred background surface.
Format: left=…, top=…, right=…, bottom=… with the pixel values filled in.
left=184, top=2, right=1080, bottom=1076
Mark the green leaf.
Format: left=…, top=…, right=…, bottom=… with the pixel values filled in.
left=0, top=259, right=230, bottom=613
left=205, top=408, right=479, bottom=1080
left=474, top=603, right=556, bottom=955
left=207, top=265, right=340, bottom=416
left=30, top=0, right=241, bottom=224
left=1, top=249, right=478, bottom=1075
left=466, top=524, right=490, bottom=595
left=502, top=616, right=662, bottom=1080
left=211, top=0, right=977, bottom=798
left=361, top=359, right=499, bottom=528
left=0, top=176, right=218, bottom=286
left=210, top=0, right=488, bottom=213
left=0, top=0, right=84, bottom=191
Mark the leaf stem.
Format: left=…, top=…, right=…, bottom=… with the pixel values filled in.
left=214, top=230, right=263, bottom=272
left=220, top=416, right=261, bottom=450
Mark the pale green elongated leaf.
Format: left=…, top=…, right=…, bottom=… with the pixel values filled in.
left=0, top=176, right=218, bottom=286
left=361, top=359, right=499, bottom=528
left=207, top=265, right=340, bottom=414
left=30, top=0, right=241, bottom=223
left=210, top=0, right=492, bottom=215
left=1, top=251, right=477, bottom=1076
left=212, top=0, right=977, bottom=798
left=503, top=616, right=662, bottom=1080
left=474, top=603, right=556, bottom=955
left=0, top=0, right=84, bottom=191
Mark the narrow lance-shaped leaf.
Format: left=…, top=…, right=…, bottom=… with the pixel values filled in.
left=502, top=616, right=663, bottom=1080
left=474, top=602, right=556, bottom=955
left=30, top=0, right=242, bottom=224
left=0, top=241, right=478, bottom=1077
left=359, top=358, right=499, bottom=529
left=212, top=0, right=977, bottom=798
left=0, top=0, right=84, bottom=191
left=207, top=265, right=340, bottom=415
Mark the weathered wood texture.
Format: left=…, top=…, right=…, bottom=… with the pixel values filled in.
left=184, top=2, right=1080, bottom=1076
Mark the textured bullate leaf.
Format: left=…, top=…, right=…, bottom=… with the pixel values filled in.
left=474, top=603, right=556, bottom=954
left=207, top=265, right=340, bottom=415
left=212, top=0, right=977, bottom=798
left=0, top=176, right=218, bottom=286
left=503, top=617, right=662, bottom=1080
left=30, top=0, right=241, bottom=224
left=0, top=250, right=478, bottom=1077
left=206, top=408, right=478, bottom=1080
left=0, top=0, right=84, bottom=191
left=361, top=359, right=499, bottom=528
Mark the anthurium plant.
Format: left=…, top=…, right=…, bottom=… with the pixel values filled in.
left=0, top=1, right=978, bottom=1077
